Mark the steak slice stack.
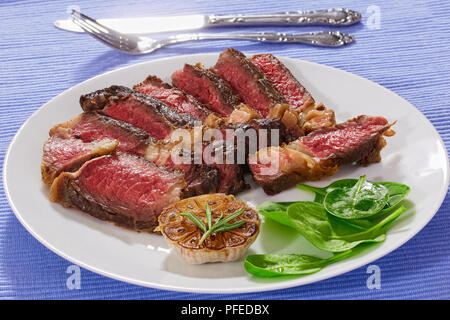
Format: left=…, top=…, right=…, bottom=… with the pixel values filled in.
left=80, top=85, right=196, bottom=139
left=50, top=153, right=186, bottom=231
left=249, top=116, right=394, bottom=195
left=133, top=75, right=211, bottom=121
left=41, top=136, right=118, bottom=185
left=172, top=63, right=241, bottom=117
left=49, top=112, right=220, bottom=197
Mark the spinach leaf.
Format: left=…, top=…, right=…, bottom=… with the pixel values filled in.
left=377, top=182, right=410, bottom=213
left=297, top=179, right=356, bottom=203
left=244, top=250, right=353, bottom=277
left=257, top=201, right=296, bottom=229
left=324, top=175, right=389, bottom=219
left=244, top=243, right=377, bottom=277
left=287, top=202, right=406, bottom=252
left=298, top=178, right=410, bottom=215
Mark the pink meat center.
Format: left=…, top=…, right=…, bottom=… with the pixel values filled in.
left=212, top=62, right=271, bottom=117
left=102, top=99, right=171, bottom=139
left=78, top=155, right=182, bottom=221
left=251, top=55, right=307, bottom=111
left=302, top=117, right=388, bottom=159
left=136, top=83, right=207, bottom=120
left=72, top=115, right=143, bottom=155
left=172, top=70, right=231, bottom=117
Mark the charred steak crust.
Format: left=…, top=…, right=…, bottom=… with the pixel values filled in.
left=172, top=63, right=242, bottom=116
left=79, top=85, right=197, bottom=135
left=250, top=53, right=315, bottom=113
left=133, top=75, right=211, bottom=121
left=211, top=48, right=287, bottom=117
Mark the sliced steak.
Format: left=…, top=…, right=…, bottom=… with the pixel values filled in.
left=250, top=53, right=335, bottom=134
left=297, top=116, right=392, bottom=163
left=134, top=75, right=211, bottom=121
left=172, top=63, right=241, bottom=117
left=80, top=85, right=196, bottom=139
left=50, top=112, right=150, bottom=156
left=49, top=153, right=186, bottom=231
left=249, top=116, right=394, bottom=195
left=211, top=48, right=288, bottom=118
left=41, top=136, right=118, bottom=185
left=250, top=53, right=315, bottom=113
left=51, top=112, right=219, bottom=197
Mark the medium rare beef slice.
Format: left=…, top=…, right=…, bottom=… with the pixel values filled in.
left=249, top=116, right=394, bottom=195
left=50, top=112, right=150, bottom=156
left=80, top=85, right=196, bottom=139
left=250, top=53, right=335, bottom=133
left=210, top=48, right=288, bottom=118
left=250, top=53, right=315, bottom=113
left=298, top=116, right=393, bottom=164
left=41, top=136, right=118, bottom=185
left=134, top=75, right=211, bottom=121
left=50, top=153, right=186, bottom=231
left=172, top=63, right=241, bottom=117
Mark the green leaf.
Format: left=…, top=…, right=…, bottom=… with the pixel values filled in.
left=298, top=179, right=410, bottom=217
left=324, top=176, right=389, bottom=219
left=287, top=202, right=406, bottom=252
left=257, top=201, right=296, bottom=229
left=244, top=250, right=354, bottom=277
left=378, top=182, right=410, bottom=213
left=298, top=179, right=357, bottom=203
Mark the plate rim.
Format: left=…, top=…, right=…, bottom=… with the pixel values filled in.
left=3, top=52, right=450, bottom=294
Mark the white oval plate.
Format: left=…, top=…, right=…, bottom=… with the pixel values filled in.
left=3, top=53, right=449, bottom=294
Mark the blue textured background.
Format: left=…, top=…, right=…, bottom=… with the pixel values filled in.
left=1, top=0, right=449, bottom=299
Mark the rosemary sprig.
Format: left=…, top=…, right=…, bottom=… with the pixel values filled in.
left=180, top=204, right=246, bottom=246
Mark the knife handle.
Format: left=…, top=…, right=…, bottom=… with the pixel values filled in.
left=207, top=8, right=361, bottom=26
left=165, top=31, right=354, bottom=48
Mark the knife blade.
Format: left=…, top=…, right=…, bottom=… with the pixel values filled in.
left=54, top=8, right=361, bottom=34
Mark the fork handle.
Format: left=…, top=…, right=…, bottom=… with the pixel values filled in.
left=207, top=8, right=361, bottom=26
left=164, top=31, right=354, bottom=47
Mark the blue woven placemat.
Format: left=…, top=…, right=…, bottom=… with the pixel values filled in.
left=1, top=0, right=449, bottom=299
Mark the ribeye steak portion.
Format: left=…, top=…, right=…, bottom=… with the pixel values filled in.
left=51, top=112, right=220, bottom=197
left=41, top=136, right=118, bottom=185
left=50, top=153, right=186, bottom=231
left=250, top=53, right=315, bottom=113
left=80, top=85, right=196, bottom=139
left=211, top=48, right=287, bottom=118
left=249, top=116, right=394, bottom=195
left=50, top=112, right=150, bottom=156
left=134, top=75, right=211, bottom=121
left=172, top=63, right=241, bottom=117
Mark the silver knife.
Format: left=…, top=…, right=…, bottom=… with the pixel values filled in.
left=54, top=8, right=361, bottom=34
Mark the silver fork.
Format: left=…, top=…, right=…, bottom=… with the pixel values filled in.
left=70, top=10, right=354, bottom=54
